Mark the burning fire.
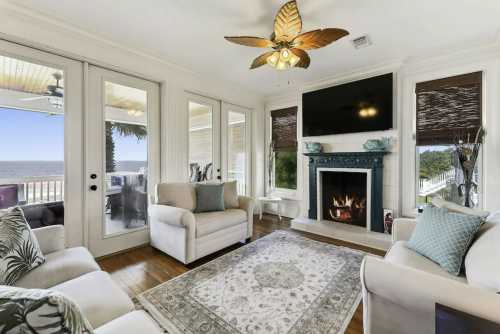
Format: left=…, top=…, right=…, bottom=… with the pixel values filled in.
left=329, top=194, right=366, bottom=222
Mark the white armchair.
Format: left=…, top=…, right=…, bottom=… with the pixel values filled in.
left=361, top=217, right=500, bottom=334
left=149, top=182, right=254, bottom=264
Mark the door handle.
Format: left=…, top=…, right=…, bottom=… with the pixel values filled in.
left=89, top=185, right=98, bottom=191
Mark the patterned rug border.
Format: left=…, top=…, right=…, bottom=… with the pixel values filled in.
left=137, top=230, right=369, bottom=334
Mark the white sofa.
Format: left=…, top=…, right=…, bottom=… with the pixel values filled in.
left=149, top=182, right=254, bottom=264
left=361, top=216, right=500, bottom=334
left=13, top=225, right=163, bottom=334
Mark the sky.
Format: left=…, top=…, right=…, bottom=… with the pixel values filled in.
left=0, top=107, right=147, bottom=161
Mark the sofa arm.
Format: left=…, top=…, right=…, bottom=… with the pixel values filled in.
left=361, top=256, right=500, bottom=326
left=149, top=204, right=195, bottom=228
left=391, top=218, right=417, bottom=244
left=33, top=225, right=65, bottom=255
left=238, top=196, right=254, bottom=238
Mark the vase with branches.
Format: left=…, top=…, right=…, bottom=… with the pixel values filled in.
left=454, top=127, right=484, bottom=208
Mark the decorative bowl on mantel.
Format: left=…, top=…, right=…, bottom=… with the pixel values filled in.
left=363, top=137, right=393, bottom=152
left=304, top=142, right=323, bottom=153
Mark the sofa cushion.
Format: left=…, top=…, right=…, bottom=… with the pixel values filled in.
left=0, top=285, right=93, bottom=333
left=223, top=181, right=240, bottom=209
left=0, top=207, right=45, bottom=285
left=95, top=310, right=163, bottom=334
left=432, top=197, right=489, bottom=218
left=156, top=183, right=196, bottom=211
left=195, top=209, right=247, bottom=238
left=407, top=206, right=483, bottom=275
left=465, top=223, right=500, bottom=291
left=51, top=270, right=134, bottom=329
left=385, top=241, right=466, bottom=283
left=15, top=247, right=100, bottom=289
left=194, top=183, right=225, bottom=213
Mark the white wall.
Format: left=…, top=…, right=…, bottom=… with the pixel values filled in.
left=265, top=44, right=500, bottom=219
left=0, top=3, right=267, bottom=198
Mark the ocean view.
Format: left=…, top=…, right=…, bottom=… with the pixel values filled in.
left=0, top=161, right=147, bottom=179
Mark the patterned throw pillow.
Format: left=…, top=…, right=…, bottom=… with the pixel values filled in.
left=407, top=206, right=484, bottom=276
left=0, top=286, right=93, bottom=333
left=0, top=207, right=45, bottom=285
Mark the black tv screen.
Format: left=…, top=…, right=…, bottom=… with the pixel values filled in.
left=302, top=73, right=393, bottom=137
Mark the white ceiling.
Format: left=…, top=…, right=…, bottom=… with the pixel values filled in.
left=11, top=0, right=500, bottom=96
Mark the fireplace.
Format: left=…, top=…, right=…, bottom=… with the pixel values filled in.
left=306, top=152, right=386, bottom=233
left=318, top=169, right=371, bottom=229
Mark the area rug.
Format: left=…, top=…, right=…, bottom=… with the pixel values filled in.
left=137, top=230, right=366, bottom=334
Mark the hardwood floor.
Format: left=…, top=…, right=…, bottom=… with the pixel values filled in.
left=98, top=214, right=385, bottom=334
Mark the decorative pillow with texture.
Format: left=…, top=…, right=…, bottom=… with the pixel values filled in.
left=0, top=207, right=45, bottom=285
left=223, top=181, right=239, bottom=209
left=194, top=183, right=225, bottom=213
left=407, top=206, right=484, bottom=276
left=0, top=286, right=93, bottom=333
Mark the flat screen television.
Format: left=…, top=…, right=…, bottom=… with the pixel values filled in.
left=302, top=73, right=393, bottom=137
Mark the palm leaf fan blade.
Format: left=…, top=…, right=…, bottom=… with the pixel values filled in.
left=250, top=51, right=277, bottom=69
left=224, top=36, right=275, bottom=48
left=274, top=0, right=302, bottom=42
left=293, top=28, right=349, bottom=50
left=290, top=48, right=311, bottom=68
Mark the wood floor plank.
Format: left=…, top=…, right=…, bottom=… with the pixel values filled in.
left=98, top=214, right=385, bottom=334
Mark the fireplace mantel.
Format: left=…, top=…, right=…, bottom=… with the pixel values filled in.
left=305, top=152, right=387, bottom=233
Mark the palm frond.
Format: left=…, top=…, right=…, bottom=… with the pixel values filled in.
left=0, top=208, right=28, bottom=258
left=109, top=122, right=147, bottom=140
left=4, top=240, right=44, bottom=285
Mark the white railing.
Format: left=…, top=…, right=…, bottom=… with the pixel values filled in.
left=228, top=170, right=246, bottom=195
left=419, top=169, right=455, bottom=197
left=0, top=175, right=64, bottom=205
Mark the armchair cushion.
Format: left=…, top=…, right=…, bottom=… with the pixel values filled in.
left=156, top=183, right=196, bottom=211
left=465, top=223, right=500, bottom=291
left=386, top=241, right=466, bottom=282
left=15, top=247, right=100, bottom=289
left=32, top=225, right=66, bottom=255
left=195, top=209, right=247, bottom=238
left=407, top=206, right=483, bottom=275
left=223, top=181, right=239, bottom=209
left=391, top=218, right=417, bottom=243
left=0, top=207, right=45, bottom=285
left=95, top=310, right=163, bottom=334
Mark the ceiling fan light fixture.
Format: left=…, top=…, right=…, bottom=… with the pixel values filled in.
left=267, top=48, right=301, bottom=70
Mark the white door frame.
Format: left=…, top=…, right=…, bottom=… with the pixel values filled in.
left=185, top=92, right=221, bottom=181
left=86, top=65, right=160, bottom=257
left=0, top=40, right=84, bottom=247
left=221, top=102, right=252, bottom=195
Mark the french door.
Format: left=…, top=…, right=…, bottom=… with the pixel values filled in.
left=86, top=65, right=160, bottom=257
left=0, top=40, right=84, bottom=247
left=187, top=93, right=251, bottom=195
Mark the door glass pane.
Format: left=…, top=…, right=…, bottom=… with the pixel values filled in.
left=228, top=111, right=246, bottom=195
left=189, top=101, right=214, bottom=182
left=104, top=81, right=148, bottom=235
left=0, top=55, right=65, bottom=226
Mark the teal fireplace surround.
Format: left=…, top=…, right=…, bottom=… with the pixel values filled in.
left=305, top=152, right=387, bottom=233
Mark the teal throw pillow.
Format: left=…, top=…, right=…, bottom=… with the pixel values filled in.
left=407, top=206, right=484, bottom=276
left=194, top=183, right=225, bottom=213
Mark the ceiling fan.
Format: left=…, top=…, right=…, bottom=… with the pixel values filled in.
left=21, top=72, right=64, bottom=108
left=225, top=0, right=349, bottom=70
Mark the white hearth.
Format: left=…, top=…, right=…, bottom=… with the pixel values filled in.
left=291, top=216, right=391, bottom=251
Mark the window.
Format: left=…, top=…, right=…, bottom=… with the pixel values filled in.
left=415, top=72, right=482, bottom=207
left=270, top=107, right=297, bottom=190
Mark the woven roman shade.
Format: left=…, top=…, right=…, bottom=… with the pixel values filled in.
left=416, top=71, right=482, bottom=145
left=271, top=107, right=297, bottom=152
